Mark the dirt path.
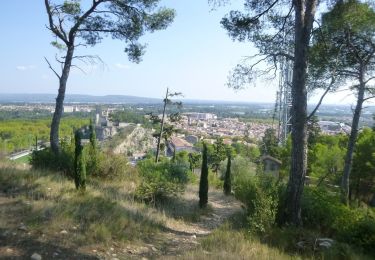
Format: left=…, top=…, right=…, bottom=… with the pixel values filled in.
left=138, top=186, right=245, bottom=259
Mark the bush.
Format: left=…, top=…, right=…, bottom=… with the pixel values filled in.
left=340, top=216, right=375, bottom=254
left=208, top=171, right=223, bottom=189
left=301, top=186, right=375, bottom=254
left=30, top=141, right=74, bottom=176
left=233, top=173, right=280, bottom=234
left=95, top=153, right=130, bottom=179
left=135, top=159, right=190, bottom=203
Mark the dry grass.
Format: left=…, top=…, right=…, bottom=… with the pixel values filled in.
left=1, top=163, right=371, bottom=259
left=166, top=224, right=297, bottom=260
left=0, top=165, right=168, bottom=249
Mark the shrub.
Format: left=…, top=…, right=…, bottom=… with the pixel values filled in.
left=30, top=139, right=74, bottom=176
left=339, top=216, right=375, bottom=254
left=95, top=153, right=129, bottom=178
left=301, top=186, right=375, bottom=254
left=30, top=135, right=131, bottom=180
left=135, top=159, right=189, bottom=203
left=233, top=173, right=279, bottom=234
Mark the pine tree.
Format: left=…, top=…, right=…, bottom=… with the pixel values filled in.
left=223, top=154, right=232, bottom=195
left=199, top=143, right=209, bottom=208
left=44, top=0, right=175, bottom=154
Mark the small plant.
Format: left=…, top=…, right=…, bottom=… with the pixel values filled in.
left=199, top=143, right=209, bottom=208
left=74, top=130, right=86, bottom=191
left=223, top=153, right=232, bottom=195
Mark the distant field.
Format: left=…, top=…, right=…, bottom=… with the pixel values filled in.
left=0, top=117, right=89, bottom=154
left=14, top=155, right=31, bottom=164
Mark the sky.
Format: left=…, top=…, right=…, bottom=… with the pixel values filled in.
left=0, top=0, right=363, bottom=104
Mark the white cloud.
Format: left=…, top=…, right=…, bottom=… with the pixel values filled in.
left=16, top=65, right=36, bottom=71
left=114, top=63, right=130, bottom=70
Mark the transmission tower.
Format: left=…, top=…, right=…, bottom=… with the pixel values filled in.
left=275, top=57, right=293, bottom=144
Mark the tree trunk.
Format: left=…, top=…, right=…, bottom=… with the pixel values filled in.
left=341, top=77, right=365, bottom=205
left=282, top=0, right=318, bottom=226
left=155, top=88, right=169, bottom=163
left=50, top=45, right=75, bottom=154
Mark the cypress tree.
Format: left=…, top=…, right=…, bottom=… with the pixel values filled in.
left=89, top=119, right=97, bottom=149
left=199, top=143, right=209, bottom=208
left=74, top=130, right=86, bottom=191
left=223, top=154, right=232, bottom=195
left=88, top=119, right=99, bottom=174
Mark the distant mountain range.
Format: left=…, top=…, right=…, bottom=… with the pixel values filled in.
left=0, top=94, right=374, bottom=113
left=0, top=93, right=272, bottom=105
left=0, top=93, right=162, bottom=104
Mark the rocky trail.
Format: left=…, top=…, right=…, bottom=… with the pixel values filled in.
left=130, top=186, right=244, bottom=259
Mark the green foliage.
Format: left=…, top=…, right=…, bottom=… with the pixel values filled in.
left=47, top=0, right=175, bottom=62
left=0, top=117, right=88, bottom=153
left=31, top=130, right=130, bottom=180
left=307, top=115, right=321, bottom=148
left=231, top=142, right=260, bottom=162
left=301, top=186, right=375, bottom=254
left=223, top=154, right=232, bottom=195
left=208, top=170, right=223, bottom=189
left=188, top=152, right=201, bottom=172
left=310, top=0, right=375, bottom=90
left=110, top=110, right=151, bottom=127
left=220, top=155, right=257, bottom=180
left=199, top=144, right=209, bottom=208
left=308, top=135, right=346, bottom=186
left=351, top=128, right=375, bottom=202
left=234, top=173, right=280, bottom=234
left=210, top=137, right=227, bottom=173
left=260, top=128, right=280, bottom=158
left=339, top=216, right=375, bottom=254
left=30, top=139, right=75, bottom=175
left=135, top=159, right=189, bottom=203
left=74, top=130, right=86, bottom=191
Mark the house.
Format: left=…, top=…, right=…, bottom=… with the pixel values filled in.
left=261, top=155, right=282, bottom=179
left=185, top=135, right=199, bottom=144
left=168, top=136, right=195, bottom=154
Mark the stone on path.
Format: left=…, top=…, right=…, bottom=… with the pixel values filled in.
left=31, top=253, right=42, bottom=260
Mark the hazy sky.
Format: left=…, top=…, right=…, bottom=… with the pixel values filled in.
left=0, top=0, right=363, bottom=104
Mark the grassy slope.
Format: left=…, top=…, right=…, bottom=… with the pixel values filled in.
left=0, top=164, right=371, bottom=259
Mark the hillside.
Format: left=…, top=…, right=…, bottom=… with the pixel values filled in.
left=0, top=164, right=303, bottom=260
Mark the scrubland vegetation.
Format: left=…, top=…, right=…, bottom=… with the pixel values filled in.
left=0, top=121, right=374, bottom=259
left=1, top=0, right=375, bottom=259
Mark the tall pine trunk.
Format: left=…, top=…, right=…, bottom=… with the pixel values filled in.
left=282, top=0, right=317, bottom=226
left=50, top=45, right=75, bottom=154
left=341, top=72, right=365, bottom=205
